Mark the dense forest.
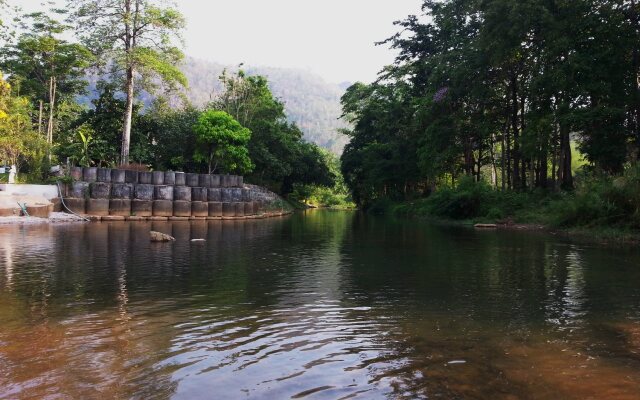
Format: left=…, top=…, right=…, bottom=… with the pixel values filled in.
left=79, top=58, right=350, bottom=154
left=341, top=0, right=640, bottom=232
left=0, top=1, right=352, bottom=205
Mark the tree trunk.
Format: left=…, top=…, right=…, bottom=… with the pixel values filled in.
left=38, top=100, right=43, bottom=135
left=558, top=122, right=573, bottom=190
left=121, top=66, right=135, bottom=165
left=511, top=72, right=520, bottom=190
left=47, top=76, right=57, bottom=162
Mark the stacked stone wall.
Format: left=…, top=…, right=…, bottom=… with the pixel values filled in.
left=62, top=167, right=283, bottom=220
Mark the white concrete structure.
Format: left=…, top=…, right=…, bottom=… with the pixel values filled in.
left=0, top=184, right=59, bottom=200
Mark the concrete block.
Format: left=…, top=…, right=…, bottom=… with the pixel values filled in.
left=175, top=172, right=186, bottom=186
left=173, top=200, right=191, bottom=217
left=174, top=186, right=191, bottom=201
left=154, top=185, right=174, bottom=201
left=199, top=174, right=211, bottom=188
left=70, top=181, right=89, bottom=198
left=83, top=167, right=97, bottom=182
left=152, top=200, right=173, bottom=217
left=64, top=198, right=85, bottom=214
left=26, top=204, right=53, bottom=218
left=208, top=202, right=222, bottom=217
left=111, top=169, right=126, bottom=183
left=210, top=175, right=221, bottom=187
left=97, top=168, right=112, bottom=182
left=109, top=199, right=131, bottom=216
left=152, top=171, right=164, bottom=185
left=125, top=170, right=138, bottom=184
left=221, top=175, right=231, bottom=187
left=242, top=189, right=251, bottom=202
left=191, top=201, right=209, bottom=217
left=86, top=198, right=110, bottom=216
left=186, top=173, right=199, bottom=187
left=164, top=171, right=176, bottom=186
left=222, top=202, right=235, bottom=217
left=208, top=188, right=222, bottom=202
left=132, top=200, right=153, bottom=217
left=51, top=197, right=62, bottom=212
left=90, top=182, right=111, bottom=199
left=237, top=176, right=244, bottom=186
left=111, top=183, right=133, bottom=199
left=139, top=171, right=153, bottom=184
left=231, top=188, right=243, bottom=202
left=221, top=188, right=234, bottom=202
left=70, top=166, right=83, bottom=181
left=192, top=187, right=208, bottom=202
left=134, top=184, right=154, bottom=201
left=244, top=202, right=254, bottom=216
left=234, top=202, right=245, bottom=217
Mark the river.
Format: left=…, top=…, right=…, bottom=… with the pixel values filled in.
left=0, top=211, right=639, bottom=399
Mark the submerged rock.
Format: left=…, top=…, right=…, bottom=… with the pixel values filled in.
left=150, top=231, right=175, bottom=242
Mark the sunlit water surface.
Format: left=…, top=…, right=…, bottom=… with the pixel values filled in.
left=0, top=211, right=639, bottom=399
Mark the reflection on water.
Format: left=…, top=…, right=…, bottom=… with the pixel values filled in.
left=0, top=212, right=639, bottom=399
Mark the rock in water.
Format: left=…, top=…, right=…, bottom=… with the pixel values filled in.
left=150, top=231, right=175, bottom=242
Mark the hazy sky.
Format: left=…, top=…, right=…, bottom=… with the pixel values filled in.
left=17, top=0, right=424, bottom=84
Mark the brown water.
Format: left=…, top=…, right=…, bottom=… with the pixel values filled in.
left=0, top=211, right=639, bottom=399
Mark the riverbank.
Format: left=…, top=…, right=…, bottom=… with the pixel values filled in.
left=368, top=175, right=640, bottom=244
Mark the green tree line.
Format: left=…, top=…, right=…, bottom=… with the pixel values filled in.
left=341, top=0, right=640, bottom=206
left=0, top=2, right=335, bottom=195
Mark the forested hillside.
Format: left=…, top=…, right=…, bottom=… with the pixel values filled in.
left=79, top=58, right=349, bottom=153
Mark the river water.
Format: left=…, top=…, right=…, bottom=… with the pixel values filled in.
left=0, top=211, right=639, bottom=399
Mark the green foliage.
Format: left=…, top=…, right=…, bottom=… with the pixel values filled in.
left=0, top=75, right=48, bottom=176
left=212, top=70, right=335, bottom=194
left=341, top=0, right=640, bottom=207
left=193, top=110, right=253, bottom=174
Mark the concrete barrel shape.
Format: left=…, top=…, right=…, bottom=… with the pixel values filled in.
left=70, top=167, right=83, bottom=181
left=237, top=176, right=244, bottom=186
left=175, top=172, right=186, bottom=186
left=192, top=187, right=208, bottom=202
left=241, top=189, right=251, bottom=202
left=174, top=186, right=192, bottom=201
left=208, top=202, right=222, bottom=217
left=152, top=171, right=165, bottom=185
left=244, top=202, right=254, bottom=215
left=125, top=170, right=139, bottom=184
left=221, top=188, right=234, bottom=203
left=154, top=185, right=174, bottom=201
left=173, top=201, right=191, bottom=217
left=90, top=182, right=112, bottom=199
left=233, top=202, right=245, bottom=217
left=111, top=169, right=126, bottom=183
left=207, top=188, right=222, bottom=202
left=97, top=168, right=111, bottom=182
left=199, top=174, right=211, bottom=188
left=134, top=184, right=155, bottom=201
left=210, top=175, right=221, bottom=187
left=86, top=199, right=110, bottom=216
left=191, top=202, right=209, bottom=217
left=139, top=171, right=153, bottom=184
left=152, top=200, right=173, bottom=217
left=186, top=173, right=199, bottom=187
left=64, top=198, right=86, bottom=214
left=132, top=200, right=153, bottom=217
left=164, top=171, right=176, bottom=186
left=111, top=183, right=133, bottom=199
left=230, top=176, right=239, bottom=187
left=221, top=175, right=231, bottom=188
left=109, top=199, right=131, bottom=216
left=231, top=188, right=243, bottom=202
left=83, top=167, right=97, bottom=182
left=69, top=181, right=90, bottom=198
left=222, top=202, right=235, bottom=217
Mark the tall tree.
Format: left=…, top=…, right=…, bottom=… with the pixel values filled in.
left=69, top=0, right=187, bottom=165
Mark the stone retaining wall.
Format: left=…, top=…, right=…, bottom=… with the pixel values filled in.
left=62, top=167, right=288, bottom=220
